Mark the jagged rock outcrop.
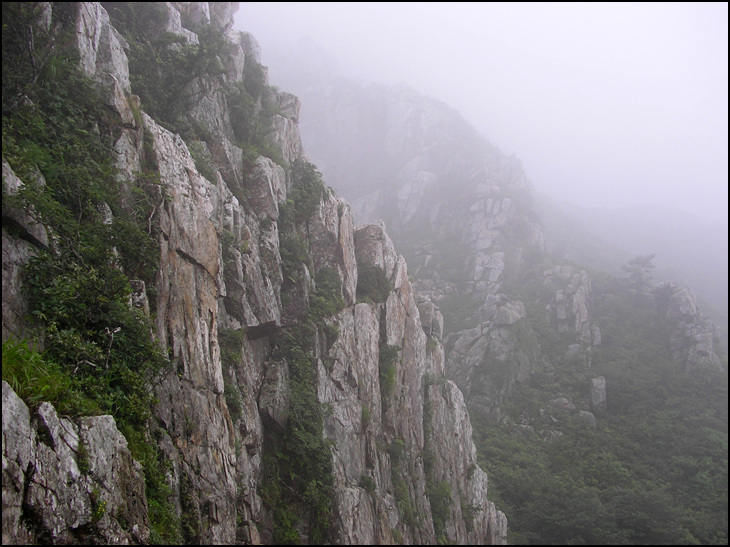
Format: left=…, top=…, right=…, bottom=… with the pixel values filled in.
left=260, top=45, right=590, bottom=420
left=264, top=46, right=653, bottom=426
left=444, top=307, right=535, bottom=419
left=265, top=50, right=544, bottom=293
left=2, top=160, right=50, bottom=345
left=2, top=2, right=506, bottom=544
left=317, top=223, right=506, bottom=544
left=655, top=282, right=724, bottom=372
left=590, top=376, right=607, bottom=412
left=2, top=381, right=149, bottom=544
left=543, top=265, right=601, bottom=361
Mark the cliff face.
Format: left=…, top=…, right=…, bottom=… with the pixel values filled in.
left=2, top=2, right=506, bottom=544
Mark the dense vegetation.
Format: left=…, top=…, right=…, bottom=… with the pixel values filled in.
left=470, top=269, right=728, bottom=545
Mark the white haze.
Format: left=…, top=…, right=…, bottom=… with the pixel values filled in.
left=234, top=2, right=728, bottom=228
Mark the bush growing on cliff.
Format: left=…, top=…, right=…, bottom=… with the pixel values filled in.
left=310, top=266, right=345, bottom=322
left=227, top=81, right=285, bottom=167
left=289, top=159, right=329, bottom=223
left=2, top=338, right=98, bottom=415
left=427, top=480, right=453, bottom=542
left=379, top=344, right=401, bottom=399
left=357, top=262, right=392, bottom=304
left=265, top=321, right=335, bottom=544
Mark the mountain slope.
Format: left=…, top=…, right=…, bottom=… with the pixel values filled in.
left=1, top=2, right=505, bottom=544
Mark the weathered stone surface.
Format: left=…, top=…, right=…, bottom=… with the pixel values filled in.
left=445, top=309, right=536, bottom=419
left=318, top=226, right=507, bottom=543
left=544, top=265, right=599, bottom=363
left=2, top=381, right=149, bottom=544
left=161, top=2, right=199, bottom=44
left=492, top=300, right=526, bottom=326
left=354, top=221, right=399, bottom=279
left=208, top=2, right=239, bottom=32
left=277, top=91, right=301, bottom=122
left=418, top=299, right=444, bottom=340
left=2, top=381, right=35, bottom=545
left=76, top=2, right=138, bottom=124
left=591, top=376, right=607, bottom=412
left=656, top=282, right=723, bottom=372
left=2, top=160, right=49, bottom=250
left=308, top=193, right=359, bottom=306
left=258, top=360, right=289, bottom=430
left=246, top=156, right=287, bottom=220
left=2, top=161, right=50, bottom=344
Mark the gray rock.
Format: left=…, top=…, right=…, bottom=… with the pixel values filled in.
left=2, top=381, right=149, bottom=544
left=259, top=361, right=290, bottom=430
left=656, top=282, right=723, bottom=372
left=591, top=376, right=607, bottom=412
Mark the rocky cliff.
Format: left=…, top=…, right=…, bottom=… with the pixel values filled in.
left=2, top=2, right=506, bottom=544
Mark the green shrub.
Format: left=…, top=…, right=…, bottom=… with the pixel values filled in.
left=243, top=57, right=268, bottom=100
left=220, top=229, right=237, bottom=266
left=1, top=8, right=179, bottom=539
left=361, top=405, right=372, bottom=427
left=218, top=327, right=245, bottom=371
left=357, top=262, right=392, bottom=304
left=461, top=495, right=481, bottom=533
left=392, top=472, right=418, bottom=527
left=387, top=438, right=406, bottom=464
left=289, top=160, right=328, bottom=223
left=227, top=81, right=284, bottom=166
left=379, top=345, right=401, bottom=398
left=426, top=337, right=438, bottom=352
left=224, top=377, right=243, bottom=423
left=279, top=230, right=309, bottom=280
left=359, top=474, right=377, bottom=494
left=310, top=267, right=345, bottom=322
left=427, top=480, right=452, bottom=541
left=264, top=321, right=335, bottom=543
left=188, top=140, right=218, bottom=182
left=2, top=338, right=99, bottom=415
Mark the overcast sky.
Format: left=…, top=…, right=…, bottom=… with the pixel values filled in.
left=234, top=2, right=728, bottom=227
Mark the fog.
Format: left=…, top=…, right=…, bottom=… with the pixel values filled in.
left=234, top=2, right=728, bottom=227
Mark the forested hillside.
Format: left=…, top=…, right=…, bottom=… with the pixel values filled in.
left=474, top=272, right=728, bottom=544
